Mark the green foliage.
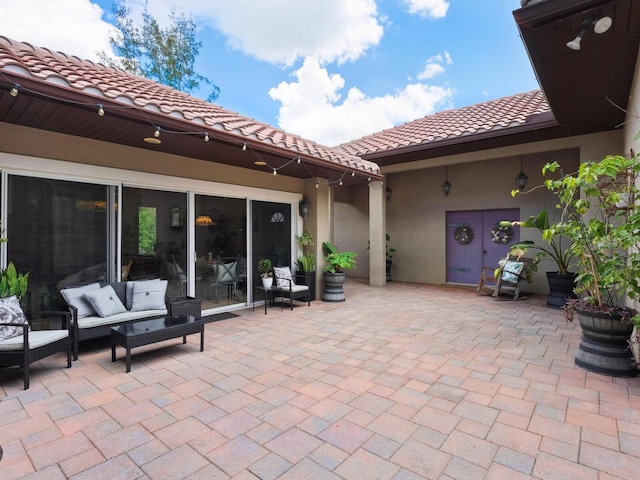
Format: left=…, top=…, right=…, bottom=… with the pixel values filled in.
left=296, top=253, right=315, bottom=273
left=258, top=258, right=272, bottom=278
left=0, top=262, right=29, bottom=300
left=503, top=207, right=574, bottom=274
left=535, top=153, right=640, bottom=325
left=99, top=1, right=220, bottom=101
left=366, top=233, right=397, bottom=260
left=296, top=232, right=314, bottom=248
left=322, top=241, right=357, bottom=273
left=137, top=206, right=156, bottom=254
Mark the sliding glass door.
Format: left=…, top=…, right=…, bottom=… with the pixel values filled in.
left=251, top=201, right=292, bottom=288
left=194, top=195, right=247, bottom=310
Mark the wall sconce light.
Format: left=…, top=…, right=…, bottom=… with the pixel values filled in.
left=566, top=15, right=612, bottom=50
left=442, top=166, right=451, bottom=197
left=516, top=156, right=528, bottom=190
left=385, top=184, right=392, bottom=201
left=299, top=197, right=311, bottom=220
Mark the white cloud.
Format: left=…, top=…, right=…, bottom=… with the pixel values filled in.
left=403, top=0, right=450, bottom=18
left=417, top=51, right=452, bottom=80
left=269, top=58, right=453, bottom=146
left=199, top=0, right=383, bottom=66
left=0, top=0, right=115, bottom=61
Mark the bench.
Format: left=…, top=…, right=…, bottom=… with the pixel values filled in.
left=61, top=280, right=170, bottom=360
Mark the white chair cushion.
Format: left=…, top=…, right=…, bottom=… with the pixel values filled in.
left=283, top=284, right=309, bottom=293
left=273, top=266, right=294, bottom=288
left=0, top=329, right=69, bottom=351
left=501, top=261, right=524, bottom=283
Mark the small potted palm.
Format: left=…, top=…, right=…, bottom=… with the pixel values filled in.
left=321, top=241, right=356, bottom=302
left=258, top=259, right=273, bottom=289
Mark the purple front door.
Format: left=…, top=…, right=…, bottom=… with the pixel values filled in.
left=446, top=209, right=520, bottom=284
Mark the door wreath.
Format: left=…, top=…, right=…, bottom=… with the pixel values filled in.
left=490, top=223, right=514, bottom=244
left=453, top=225, right=473, bottom=245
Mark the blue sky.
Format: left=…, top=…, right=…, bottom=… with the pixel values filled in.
left=1, top=0, right=539, bottom=146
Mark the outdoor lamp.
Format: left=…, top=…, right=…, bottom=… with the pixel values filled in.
left=516, top=156, right=528, bottom=190
left=566, top=16, right=612, bottom=51
left=299, top=197, right=311, bottom=219
left=442, top=166, right=451, bottom=197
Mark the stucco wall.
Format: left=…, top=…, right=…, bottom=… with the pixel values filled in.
left=336, top=131, right=623, bottom=294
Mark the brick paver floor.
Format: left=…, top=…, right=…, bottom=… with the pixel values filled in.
left=1, top=280, right=639, bottom=479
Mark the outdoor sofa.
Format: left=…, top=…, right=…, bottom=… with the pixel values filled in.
left=60, top=279, right=169, bottom=360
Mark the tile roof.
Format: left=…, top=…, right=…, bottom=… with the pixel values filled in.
left=0, top=36, right=380, bottom=175
left=336, top=90, right=552, bottom=157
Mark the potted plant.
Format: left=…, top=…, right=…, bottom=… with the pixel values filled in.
left=295, top=252, right=316, bottom=301
left=321, top=241, right=356, bottom=302
left=296, top=232, right=315, bottom=248
left=366, top=233, right=397, bottom=281
left=530, top=153, right=640, bottom=376
left=0, top=261, right=29, bottom=302
left=257, top=258, right=273, bottom=289
left=502, top=208, right=576, bottom=308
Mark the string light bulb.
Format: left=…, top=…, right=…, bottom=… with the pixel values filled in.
left=204, top=132, right=209, bottom=142
left=97, top=104, right=104, bottom=116
left=10, top=84, right=20, bottom=97
left=154, top=127, right=161, bottom=138
left=296, top=157, right=301, bottom=164
left=339, top=180, right=343, bottom=186
left=315, top=181, right=319, bottom=189
left=351, top=171, right=355, bottom=177
left=273, top=169, right=277, bottom=175
left=242, top=142, right=247, bottom=151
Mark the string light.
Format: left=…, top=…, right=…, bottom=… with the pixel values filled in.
left=0, top=71, right=380, bottom=185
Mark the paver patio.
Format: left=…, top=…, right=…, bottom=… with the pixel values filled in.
left=1, top=279, right=639, bottom=479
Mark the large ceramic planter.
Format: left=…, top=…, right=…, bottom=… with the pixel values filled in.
left=574, top=308, right=637, bottom=377
left=322, top=272, right=346, bottom=302
left=295, top=271, right=316, bottom=301
left=545, top=272, right=577, bottom=309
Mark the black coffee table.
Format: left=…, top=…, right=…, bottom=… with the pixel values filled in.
left=111, top=315, right=204, bottom=372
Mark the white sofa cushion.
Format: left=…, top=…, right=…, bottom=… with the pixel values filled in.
left=76, top=308, right=167, bottom=329
left=130, top=280, right=168, bottom=311
left=0, top=329, right=69, bottom=351
left=61, top=283, right=101, bottom=318
left=0, top=295, right=29, bottom=341
left=84, top=285, right=127, bottom=317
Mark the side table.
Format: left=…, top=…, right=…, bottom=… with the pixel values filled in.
left=253, top=286, right=282, bottom=314
left=169, top=296, right=201, bottom=319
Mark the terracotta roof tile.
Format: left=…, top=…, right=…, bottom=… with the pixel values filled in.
left=0, top=36, right=379, bottom=176
left=337, top=90, right=552, bottom=157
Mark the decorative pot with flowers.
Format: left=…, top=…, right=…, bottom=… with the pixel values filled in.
left=523, top=153, right=640, bottom=376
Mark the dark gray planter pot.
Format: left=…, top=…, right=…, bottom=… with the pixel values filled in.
left=545, top=272, right=577, bottom=309
left=295, top=271, right=316, bottom=301
left=386, top=260, right=392, bottom=282
left=574, top=308, right=637, bottom=378
left=322, top=272, right=346, bottom=302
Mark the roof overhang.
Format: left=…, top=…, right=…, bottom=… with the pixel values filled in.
left=514, top=0, right=640, bottom=130
left=0, top=68, right=382, bottom=185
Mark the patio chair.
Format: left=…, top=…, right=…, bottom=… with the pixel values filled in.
left=273, top=266, right=310, bottom=310
left=0, top=309, right=72, bottom=389
left=212, top=256, right=240, bottom=303
left=477, top=256, right=532, bottom=300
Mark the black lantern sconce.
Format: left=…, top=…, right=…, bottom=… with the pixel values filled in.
left=299, top=197, right=311, bottom=220
left=385, top=184, right=392, bottom=201
left=516, top=156, right=528, bottom=191
left=442, top=166, right=451, bottom=197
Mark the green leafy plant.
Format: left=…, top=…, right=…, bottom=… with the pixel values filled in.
left=296, top=252, right=315, bottom=273
left=296, top=232, right=314, bottom=248
left=0, top=261, right=29, bottom=300
left=501, top=207, right=574, bottom=275
left=523, top=153, right=640, bottom=325
left=322, top=241, right=357, bottom=274
left=257, top=258, right=272, bottom=278
left=366, top=233, right=397, bottom=261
